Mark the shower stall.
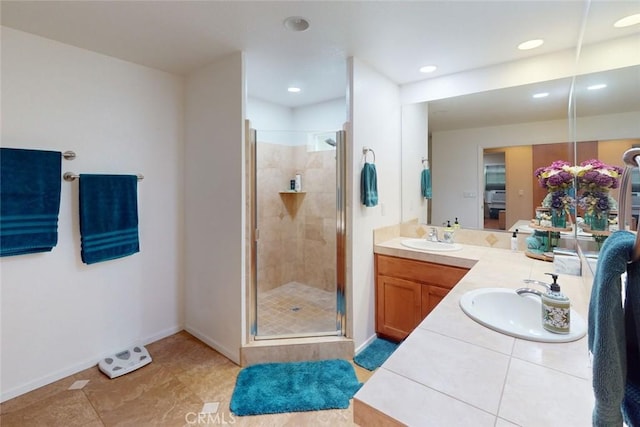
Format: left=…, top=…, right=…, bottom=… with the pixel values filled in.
left=249, top=129, right=346, bottom=340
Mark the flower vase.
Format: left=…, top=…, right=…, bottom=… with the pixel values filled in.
left=551, top=209, right=566, bottom=229
left=586, top=211, right=608, bottom=231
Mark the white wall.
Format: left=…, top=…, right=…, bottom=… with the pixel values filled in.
left=0, top=28, right=185, bottom=401
left=293, top=98, right=347, bottom=132
left=348, top=57, right=402, bottom=350
left=246, top=98, right=295, bottom=144
left=184, top=52, right=245, bottom=364
left=431, top=111, right=640, bottom=229
left=247, top=97, right=346, bottom=146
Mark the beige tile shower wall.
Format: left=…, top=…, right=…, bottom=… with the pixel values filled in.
left=302, top=149, right=337, bottom=291
left=256, top=142, right=336, bottom=293
left=256, top=142, right=296, bottom=292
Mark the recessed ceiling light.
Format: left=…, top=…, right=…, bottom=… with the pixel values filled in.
left=614, top=13, right=640, bottom=28
left=283, top=16, right=310, bottom=32
left=518, top=39, right=544, bottom=50
left=288, top=87, right=301, bottom=93
left=532, top=92, right=549, bottom=98
left=587, top=84, right=607, bottom=91
left=419, top=65, right=437, bottom=73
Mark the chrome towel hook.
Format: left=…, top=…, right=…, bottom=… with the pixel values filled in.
left=362, top=147, right=376, bottom=163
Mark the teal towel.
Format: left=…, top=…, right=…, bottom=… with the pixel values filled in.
left=588, top=231, right=640, bottom=426
left=79, top=174, right=139, bottom=264
left=360, top=163, right=378, bottom=207
left=421, top=168, right=432, bottom=199
left=0, top=148, right=62, bottom=256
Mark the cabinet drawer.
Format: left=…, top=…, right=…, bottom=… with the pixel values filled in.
left=376, top=254, right=468, bottom=289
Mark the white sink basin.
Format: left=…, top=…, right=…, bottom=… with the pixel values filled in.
left=459, top=288, right=586, bottom=343
left=401, top=238, right=462, bottom=252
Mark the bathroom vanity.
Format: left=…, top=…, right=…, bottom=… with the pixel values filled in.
left=355, top=232, right=594, bottom=426
left=375, top=254, right=470, bottom=341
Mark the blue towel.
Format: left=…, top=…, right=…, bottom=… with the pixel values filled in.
left=421, top=168, right=432, bottom=199
left=0, top=148, right=62, bottom=257
left=79, top=174, right=139, bottom=264
left=588, top=231, right=640, bottom=426
left=360, top=162, right=378, bottom=207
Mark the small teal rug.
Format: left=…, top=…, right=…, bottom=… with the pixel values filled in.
left=229, top=359, right=362, bottom=416
left=354, top=338, right=399, bottom=371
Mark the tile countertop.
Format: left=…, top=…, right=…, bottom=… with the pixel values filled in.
left=354, top=237, right=594, bottom=427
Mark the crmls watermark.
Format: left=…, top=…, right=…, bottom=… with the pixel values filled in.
left=185, top=402, right=236, bottom=425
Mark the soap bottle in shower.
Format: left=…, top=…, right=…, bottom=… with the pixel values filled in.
left=294, top=173, right=302, bottom=192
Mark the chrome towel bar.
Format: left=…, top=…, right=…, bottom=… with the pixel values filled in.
left=63, top=172, right=144, bottom=182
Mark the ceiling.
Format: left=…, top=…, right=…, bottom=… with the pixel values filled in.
left=2, top=0, right=639, bottom=127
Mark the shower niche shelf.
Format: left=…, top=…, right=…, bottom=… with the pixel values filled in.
left=279, top=191, right=306, bottom=217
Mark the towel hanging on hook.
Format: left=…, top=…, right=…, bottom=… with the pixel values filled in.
left=421, top=167, right=432, bottom=199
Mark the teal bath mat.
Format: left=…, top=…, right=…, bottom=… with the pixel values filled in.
left=229, top=359, right=362, bottom=416
left=354, top=338, right=399, bottom=371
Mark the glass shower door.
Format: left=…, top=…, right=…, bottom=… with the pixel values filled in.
left=252, top=129, right=345, bottom=339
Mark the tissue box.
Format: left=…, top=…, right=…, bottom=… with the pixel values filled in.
left=553, top=248, right=581, bottom=276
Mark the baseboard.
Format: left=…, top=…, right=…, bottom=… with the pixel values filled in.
left=142, top=325, right=183, bottom=347
left=184, top=325, right=241, bottom=365
left=354, top=334, right=378, bottom=356
left=1, top=324, right=183, bottom=403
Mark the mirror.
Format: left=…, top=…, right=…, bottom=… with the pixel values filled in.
left=480, top=137, right=639, bottom=233
left=402, top=61, right=639, bottom=231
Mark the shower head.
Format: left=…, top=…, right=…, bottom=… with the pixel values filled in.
left=324, top=138, right=337, bottom=147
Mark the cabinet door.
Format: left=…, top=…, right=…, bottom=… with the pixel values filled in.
left=376, top=275, right=422, bottom=341
left=421, top=285, right=450, bottom=319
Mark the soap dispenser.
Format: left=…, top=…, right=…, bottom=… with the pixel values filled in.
left=541, top=273, right=570, bottom=334
left=511, top=229, right=518, bottom=252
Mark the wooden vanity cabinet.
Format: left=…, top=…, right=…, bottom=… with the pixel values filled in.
left=375, top=254, right=469, bottom=342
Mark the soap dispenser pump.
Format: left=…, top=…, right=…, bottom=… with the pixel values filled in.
left=541, top=273, right=570, bottom=334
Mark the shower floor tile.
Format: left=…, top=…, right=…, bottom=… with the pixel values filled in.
left=257, top=282, right=338, bottom=336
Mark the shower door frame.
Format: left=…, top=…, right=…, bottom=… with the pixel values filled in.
left=249, top=129, right=347, bottom=340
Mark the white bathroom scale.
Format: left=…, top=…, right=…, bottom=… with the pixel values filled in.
left=98, top=345, right=152, bottom=379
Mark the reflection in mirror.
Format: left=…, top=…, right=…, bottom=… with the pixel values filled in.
left=426, top=78, right=573, bottom=230
left=481, top=139, right=640, bottom=233
left=572, top=4, right=640, bottom=257
left=420, top=65, right=639, bottom=231
left=401, top=103, right=429, bottom=224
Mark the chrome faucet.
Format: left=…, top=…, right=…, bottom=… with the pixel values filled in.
left=516, top=288, right=543, bottom=297
left=428, top=227, right=439, bottom=242
left=516, top=279, right=551, bottom=297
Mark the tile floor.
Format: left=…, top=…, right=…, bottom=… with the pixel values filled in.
left=0, top=331, right=373, bottom=426
left=257, top=282, right=337, bottom=336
